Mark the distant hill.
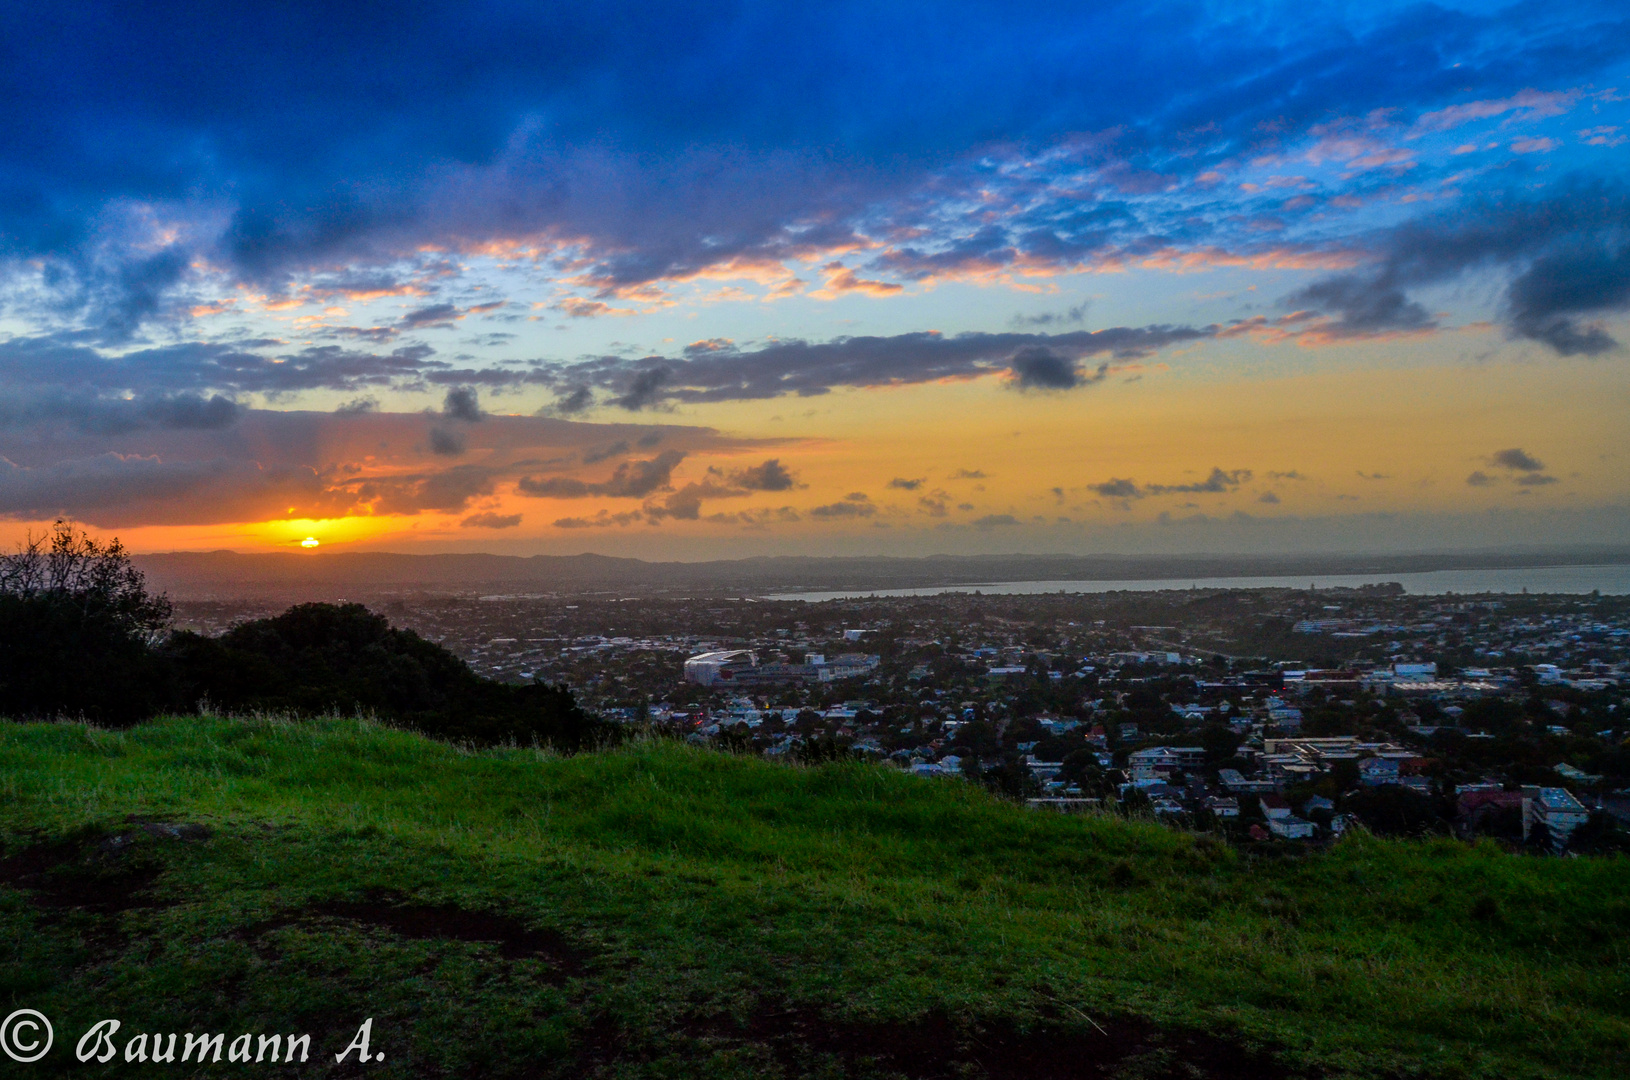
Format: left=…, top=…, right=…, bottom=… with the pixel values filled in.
left=131, top=546, right=1630, bottom=599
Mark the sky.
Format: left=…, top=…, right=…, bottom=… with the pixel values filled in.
left=1, top=1, right=1627, bottom=559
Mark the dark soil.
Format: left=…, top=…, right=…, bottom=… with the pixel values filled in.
left=0, top=825, right=200, bottom=913
left=243, top=888, right=591, bottom=976
left=574, top=1001, right=1315, bottom=1080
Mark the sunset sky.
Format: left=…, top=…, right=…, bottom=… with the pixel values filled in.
left=1, top=2, right=1627, bottom=558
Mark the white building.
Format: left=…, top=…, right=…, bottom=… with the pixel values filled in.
left=682, top=650, right=758, bottom=686
left=1522, top=786, right=1590, bottom=848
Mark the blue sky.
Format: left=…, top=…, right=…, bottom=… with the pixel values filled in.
left=0, top=2, right=1626, bottom=554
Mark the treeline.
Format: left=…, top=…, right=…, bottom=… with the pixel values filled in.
left=0, top=523, right=608, bottom=750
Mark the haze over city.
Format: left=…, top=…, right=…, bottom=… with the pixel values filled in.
left=1, top=2, right=1627, bottom=560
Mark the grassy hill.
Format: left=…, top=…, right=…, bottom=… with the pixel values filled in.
left=1, top=717, right=1626, bottom=1078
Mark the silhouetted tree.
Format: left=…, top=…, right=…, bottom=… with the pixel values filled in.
left=0, top=521, right=173, bottom=724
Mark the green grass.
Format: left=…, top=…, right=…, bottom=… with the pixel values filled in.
left=1, top=715, right=1626, bottom=1078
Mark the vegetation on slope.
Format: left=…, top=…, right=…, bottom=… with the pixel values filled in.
left=2, top=716, right=1627, bottom=1079
left=0, top=522, right=603, bottom=748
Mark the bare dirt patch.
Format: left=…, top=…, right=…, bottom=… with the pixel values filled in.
left=244, top=888, right=592, bottom=977
left=576, top=1002, right=1315, bottom=1080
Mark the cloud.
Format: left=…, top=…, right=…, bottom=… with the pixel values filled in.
left=1011, top=303, right=1089, bottom=328
left=581, top=440, right=630, bottom=465
left=1287, top=181, right=1630, bottom=353
left=0, top=390, right=243, bottom=435
left=460, top=511, right=522, bottom=529
left=812, top=263, right=903, bottom=298
left=400, top=304, right=463, bottom=329
left=729, top=458, right=797, bottom=491
left=610, top=367, right=672, bottom=411
left=1258, top=491, right=1280, bottom=504
left=973, top=514, right=1020, bottom=527
left=1465, top=470, right=1495, bottom=486
left=516, top=449, right=685, bottom=499
left=951, top=469, right=986, bottom=479
left=0, top=453, right=330, bottom=528
left=546, top=327, right=1212, bottom=410
left=809, top=493, right=875, bottom=519
left=1090, top=468, right=1251, bottom=499
left=442, top=386, right=485, bottom=422
left=1008, top=347, right=1110, bottom=391
left=544, top=386, right=595, bottom=415
left=1090, top=478, right=1141, bottom=499
left=888, top=477, right=924, bottom=490
left=0, top=2, right=1625, bottom=351
left=335, top=396, right=379, bottom=414
left=1515, top=473, right=1559, bottom=486
left=1146, top=468, right=1251, bottom=494
left=428, top=427, right=467, bottom=456
left=1490, top=448, right=1545, bottom=471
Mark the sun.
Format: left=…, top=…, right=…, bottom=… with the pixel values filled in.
left=300, top=537, right=320, bottom=548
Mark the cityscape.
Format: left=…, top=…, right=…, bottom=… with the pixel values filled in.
left=173, top=584, right=1630, bottom=852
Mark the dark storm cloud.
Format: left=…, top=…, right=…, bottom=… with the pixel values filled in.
left=888, top=477, right=924, bottom=490
left=4, top=3, right=1627, bottom=337
left=516, top=450, right=686, bottom=499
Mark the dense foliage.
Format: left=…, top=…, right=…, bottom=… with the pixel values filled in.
left=0, top=523, right=604, bottom=750
left=162, top=603, right=606, bottom=750
left=0, top=522, right=175, bottom=724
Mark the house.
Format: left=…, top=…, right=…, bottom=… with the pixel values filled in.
left=1218, top=768, right=1277, bottom=795
left=1358, top=757, right=1400, bottom=785
left=1259, top=794, right=1292, bottom=820
left=1302, top=795, right=1335, bottom=816
left=1267, top=815, right=1315, bottom=839
left=1457, top=788, right=1522, bottom=829
left=1204, top=796, right=1240, bottom=818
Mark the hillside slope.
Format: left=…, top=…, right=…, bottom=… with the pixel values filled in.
left=1, top=717, right=1626, bottom=1078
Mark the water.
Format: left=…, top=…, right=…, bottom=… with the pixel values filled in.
left=765, top=563, right=1630, bottom=602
